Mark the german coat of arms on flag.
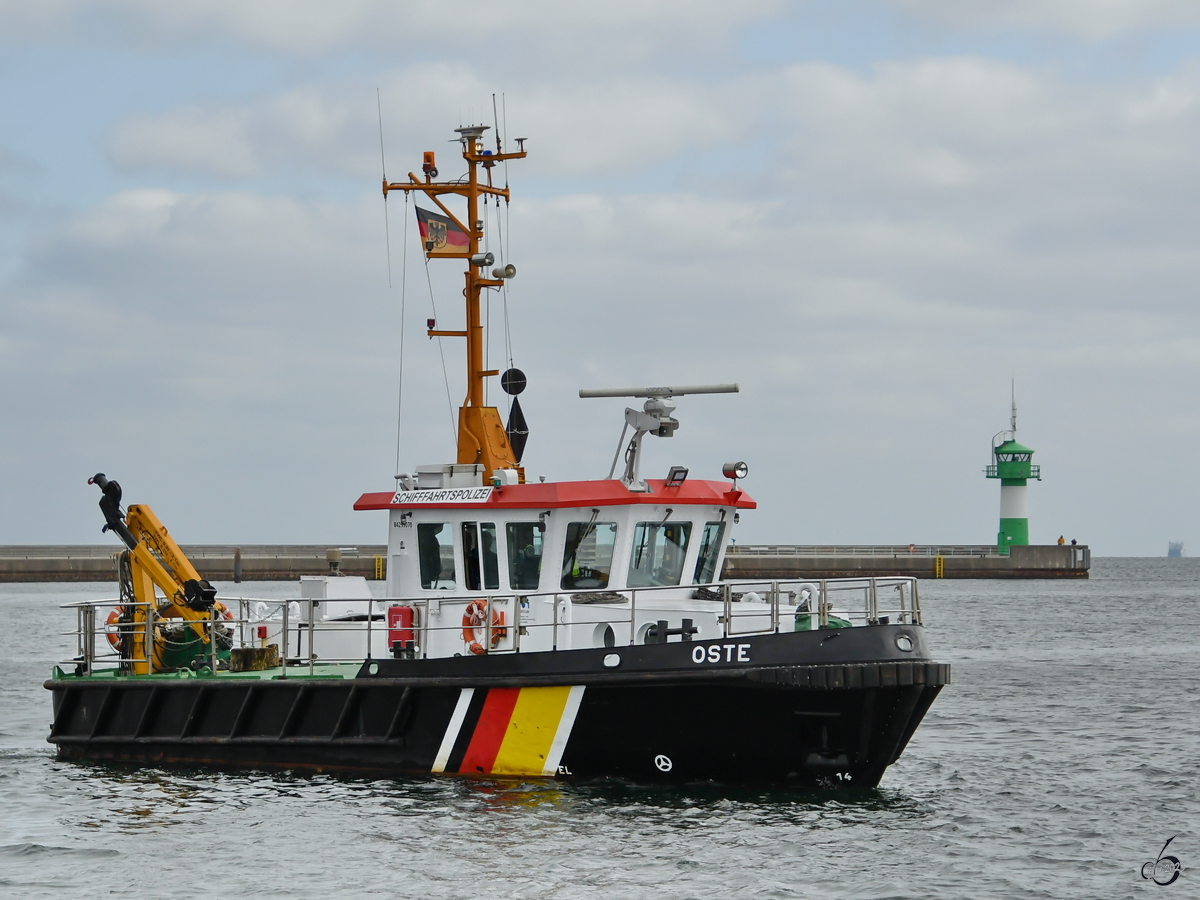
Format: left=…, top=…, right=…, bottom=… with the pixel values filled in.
left=415, top=206, right=469, bottom=255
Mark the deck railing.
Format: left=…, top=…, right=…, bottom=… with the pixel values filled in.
left=59, top=575, right=921, bottom=676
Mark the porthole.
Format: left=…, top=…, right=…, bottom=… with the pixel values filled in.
left=895, top=635, right=914, bottom=652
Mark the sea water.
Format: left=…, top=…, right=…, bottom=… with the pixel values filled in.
left=0, top=559, right=1195, bottom=899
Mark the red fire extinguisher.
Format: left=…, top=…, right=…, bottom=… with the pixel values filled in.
left=387, top=605, right=416, bottom=657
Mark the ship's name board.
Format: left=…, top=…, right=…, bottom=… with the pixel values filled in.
left=390, top=487, right=495, bottom=505
left=691, top=643, right=751, bottom=664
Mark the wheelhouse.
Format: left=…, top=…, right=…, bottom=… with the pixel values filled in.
left=354, top=471, right=756, bottom=600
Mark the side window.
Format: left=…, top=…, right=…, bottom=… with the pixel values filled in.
left=506, top=522, right=544, bottom=591
left=628, top=522, right=693, bottom=587
left=417, top=523, right=457, bottom=590
left=693, top=522, right=726, bottom=584
left=461, top=522, right=500, bottom=591
left=480, top=523, right=499, bottom=590
left=561, top=521, right=618, bottom=590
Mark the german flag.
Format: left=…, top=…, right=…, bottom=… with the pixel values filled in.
left=415, top=206, right=469, bottom=256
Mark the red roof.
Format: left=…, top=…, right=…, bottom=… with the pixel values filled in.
left=353, top=478, right=756, bottom=511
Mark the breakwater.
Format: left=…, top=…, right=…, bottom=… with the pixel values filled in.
left=723, top=544, right=1090, bottom=579
left=0, top=542, right=1088, bottom=582
left=0, top=545, right=387, bottom=582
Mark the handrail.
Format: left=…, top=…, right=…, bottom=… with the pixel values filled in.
left=57, top=574, right=924, bottom=674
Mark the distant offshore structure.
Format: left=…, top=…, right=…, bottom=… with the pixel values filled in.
left=1168, top=541, right=1184, bottom=558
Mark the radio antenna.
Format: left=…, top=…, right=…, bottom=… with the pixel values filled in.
left=377, top=88, right=392, bottom=288
left=492, top=93, right=501, bottom=152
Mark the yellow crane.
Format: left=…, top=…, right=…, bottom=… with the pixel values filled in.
left=89, top=474, right=228, bottom=674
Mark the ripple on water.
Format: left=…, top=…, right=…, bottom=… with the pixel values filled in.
left=0, top=566, right=1197, bottom=899
left=0, top=843, right=119, bottom=858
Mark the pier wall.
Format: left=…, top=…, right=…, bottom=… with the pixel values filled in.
left=0, top=542, right=1089, bottom=583
left=723, top=544, right=1090, bottom=579
left=0, top=545, right=388, bottom=583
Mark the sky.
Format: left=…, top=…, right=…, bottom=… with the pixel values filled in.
left=3, top=0, right=1200, bottom=554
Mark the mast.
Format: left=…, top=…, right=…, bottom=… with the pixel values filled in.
left=383, top=125, right=527, bottom=482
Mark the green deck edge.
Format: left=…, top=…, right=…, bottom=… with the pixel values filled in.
left=51, top=662, right=360, bottom=682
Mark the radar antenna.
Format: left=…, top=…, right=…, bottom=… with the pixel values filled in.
left=579, top=384, right=739, bottom=492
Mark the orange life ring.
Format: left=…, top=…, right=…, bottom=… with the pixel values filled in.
left=461, top=599, right=506, bottom=656
left=212, top=600, right=233, bottom=621
left=105, top=607, right=125, bottom=649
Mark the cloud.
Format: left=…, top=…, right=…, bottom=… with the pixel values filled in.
left=106, top=52, right=1200, bottom=288
left=11, top=33, right=1200, bottom=550
left=107, top=65, right=774, bottom=183
left=0, top=0, right=780, bottom=56
left=887, top=0, right=1200, bottom=40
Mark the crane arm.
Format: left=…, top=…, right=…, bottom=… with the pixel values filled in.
left=89, top=474, right=217, bottom=653
left=124, top=504, right=215, bottom=640
left=88, top=474, right=232, bottom=675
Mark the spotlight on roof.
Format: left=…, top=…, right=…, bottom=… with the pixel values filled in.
left=722, top=461, right=748, bottom=482
left=665, top=466, right=689, bottom=487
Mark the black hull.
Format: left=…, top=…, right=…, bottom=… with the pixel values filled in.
left=47, top=626, right=949, bottom=788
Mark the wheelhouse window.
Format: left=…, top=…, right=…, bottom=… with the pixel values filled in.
left=461, top=522, right=499, bottom=591
left=693, top=522, right=726, bottom=584
left=561, top=520, right=618, bottom=590
left=506, top=522, right=544, bottom=591
left=417, top=523, right=457, bottom=590
left=628, top=521, right=693, bottom=588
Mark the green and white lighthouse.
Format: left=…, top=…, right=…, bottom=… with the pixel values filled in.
left=985, top=396, right=1040, bottom=555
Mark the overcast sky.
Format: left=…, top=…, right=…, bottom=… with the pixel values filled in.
left=2, top=1, right=1199, bottom=554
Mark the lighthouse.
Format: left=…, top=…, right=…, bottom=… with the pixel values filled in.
left=985, top=396, right=1040, bottom=555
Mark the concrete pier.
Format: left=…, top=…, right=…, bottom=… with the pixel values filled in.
left=0, top=545, right=388, bottom=583
left=723, top=544, right=1090, bottom=580
left=0, top=542, right=1089, bottom=583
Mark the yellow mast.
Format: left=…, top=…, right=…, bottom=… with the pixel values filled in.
left=383, top=125, right=527, bottom=483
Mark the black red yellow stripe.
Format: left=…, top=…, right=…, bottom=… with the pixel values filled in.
left=432, top=686, right=584, bottom=776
